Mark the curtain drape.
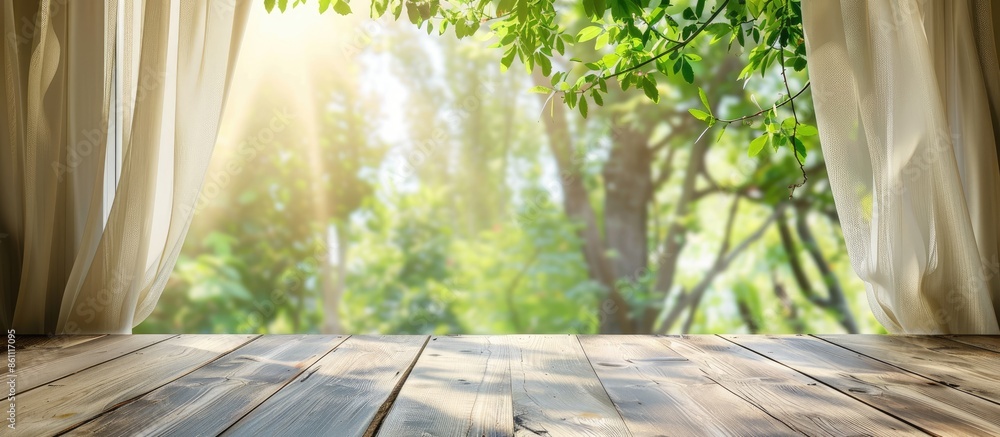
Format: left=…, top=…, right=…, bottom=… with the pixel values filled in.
left=0, top=0, right=249, bottom=334
left=804, top=0, right=1000, bottom=334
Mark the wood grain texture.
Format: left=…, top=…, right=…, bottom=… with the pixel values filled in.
left=16, top=334, right=255, bottom=436
left=222, top=335, right=428, bottom=437
left=507, top=335, right=630, bottom=437
left=726, top=334, right=1000, bottom=436
left=579, top=335, right=797, bottom=436
left=66, top=335, right=348, bottom=437
left=19, top=334, right=175, bottom=392
left=820, top=334, right=1000, bottom=404
left=660, top=335, right=921, bottom=436
left=378, top=336, right=512, bottom=437
left=16, top=334, right=104, bottom=353
left=946, top=335, right=1000, bottom=353
left=16, top=334, right=1000, bottom=436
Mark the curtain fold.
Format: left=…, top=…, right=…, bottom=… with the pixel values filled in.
left=804, top=0, right=1000, bottom=334
left=1, top=0, right=249, bottom=334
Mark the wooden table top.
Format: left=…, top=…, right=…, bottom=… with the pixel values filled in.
left=9, top=334, right=1000, bottom=436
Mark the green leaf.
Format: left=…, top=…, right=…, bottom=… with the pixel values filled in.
left=642, top=77, right=659, bottom=103
left=594, top=32, right=609, bottom=51
left=681, top=61, right=694, bottom=83
left=792, top=56, right=808, bottom=71
left=792, top=136, right=807, bottom=159
left=796, top=124, right=819, bottom=136
left=601, top=53, right=620, bottom=68
left=781, top=117, right=796, bottom=133
left=391, top=0, right=403, bottom=19
left=319, top=0, right=331, bottom=13
left=698, top=87, right=711, bottom=114
left=405, top=0, right=419, bottom=24
left=579, top=96, right=589, bottom=118
left=577, top=26, right=603, bottom=43
left=265, top=0, right=276, bottom=12
left=500, top=47, right=516, bottom=72
left=497, top=0, right=516, bottom=15
left=535, top=53, right=552, bottom=76
left=588, top=0, right=607, bottom=18
left=528, top=86, right=551, bottom=94
left=716, top=123, right=728, bottom=143
left=278, top=0, right=288, bottom=12
left=705, top=23, right=731, bottom=43
left=748, top=133, right=768, bottom=157
left=332, top=0, right=351, bottom=15
left=372, top=0, right=388, bottom=16
left=688, top=108, right=712, bottom=122
left=516, top=0, right=528, bottom=22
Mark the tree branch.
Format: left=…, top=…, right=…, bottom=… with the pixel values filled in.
left=606, top=0, right=731, bottom=79
left=656, top=200, right=781, bottom=334
left=680, top=195, right=741, bottom=333
left=736, top=299, right=761, bottom=333
left=779, top=50, right=807, bottom=198
left=794, top=205, right=858, bottom=333
left=644, top=138, right=708, bottom=330
left=776, top=207, right=827, bottom=307
left=715, top=82, right=811, bottom=124
left=651, top=146, right=679, bottom=191
left=771, top=271, right=805, bottom=333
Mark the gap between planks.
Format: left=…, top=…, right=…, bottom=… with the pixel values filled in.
left=721, top=334, right=1000, bottom=436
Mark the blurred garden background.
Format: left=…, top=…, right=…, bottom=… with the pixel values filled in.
left=135, top=0, right=883, bottom=335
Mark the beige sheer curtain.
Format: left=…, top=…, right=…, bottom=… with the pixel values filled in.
left=1, top=0, right=249, bottom=334
left=804, top=0, right=1000, bottom=334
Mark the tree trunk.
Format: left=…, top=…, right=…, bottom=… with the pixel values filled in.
left=603, top=129, right=652, bottom=282
left=532, top=73, right=633, bottom=334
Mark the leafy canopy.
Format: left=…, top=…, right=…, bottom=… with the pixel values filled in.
left=268, top=0, right=813, bottom=195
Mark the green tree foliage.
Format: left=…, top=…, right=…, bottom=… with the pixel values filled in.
left=274, top=0, right=812, bottom=182
left=137, top=2, right=883, bottom=335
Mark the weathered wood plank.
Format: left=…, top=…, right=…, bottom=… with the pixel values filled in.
left=19, top=334, right=175, bottom=392
left=579, top=335, right=797, bottom=436
left=946, top=335, right=1000, bottom=353
left=661, top=335, right=921, bottom=436
left=726, top=334, right=1000, bottom=436
left=819, top=335, right=1000, bottom=405
left=507, top=335, right=630, bottom=437
left=15, top=334, right=105, bottom=352
left=377, top=336, right=512, bottom=437
left=222, top=335, right=428, bottom=437
left=16, top=334, right=255, bottom=436
left=66, top=335, right=348, bottom=437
